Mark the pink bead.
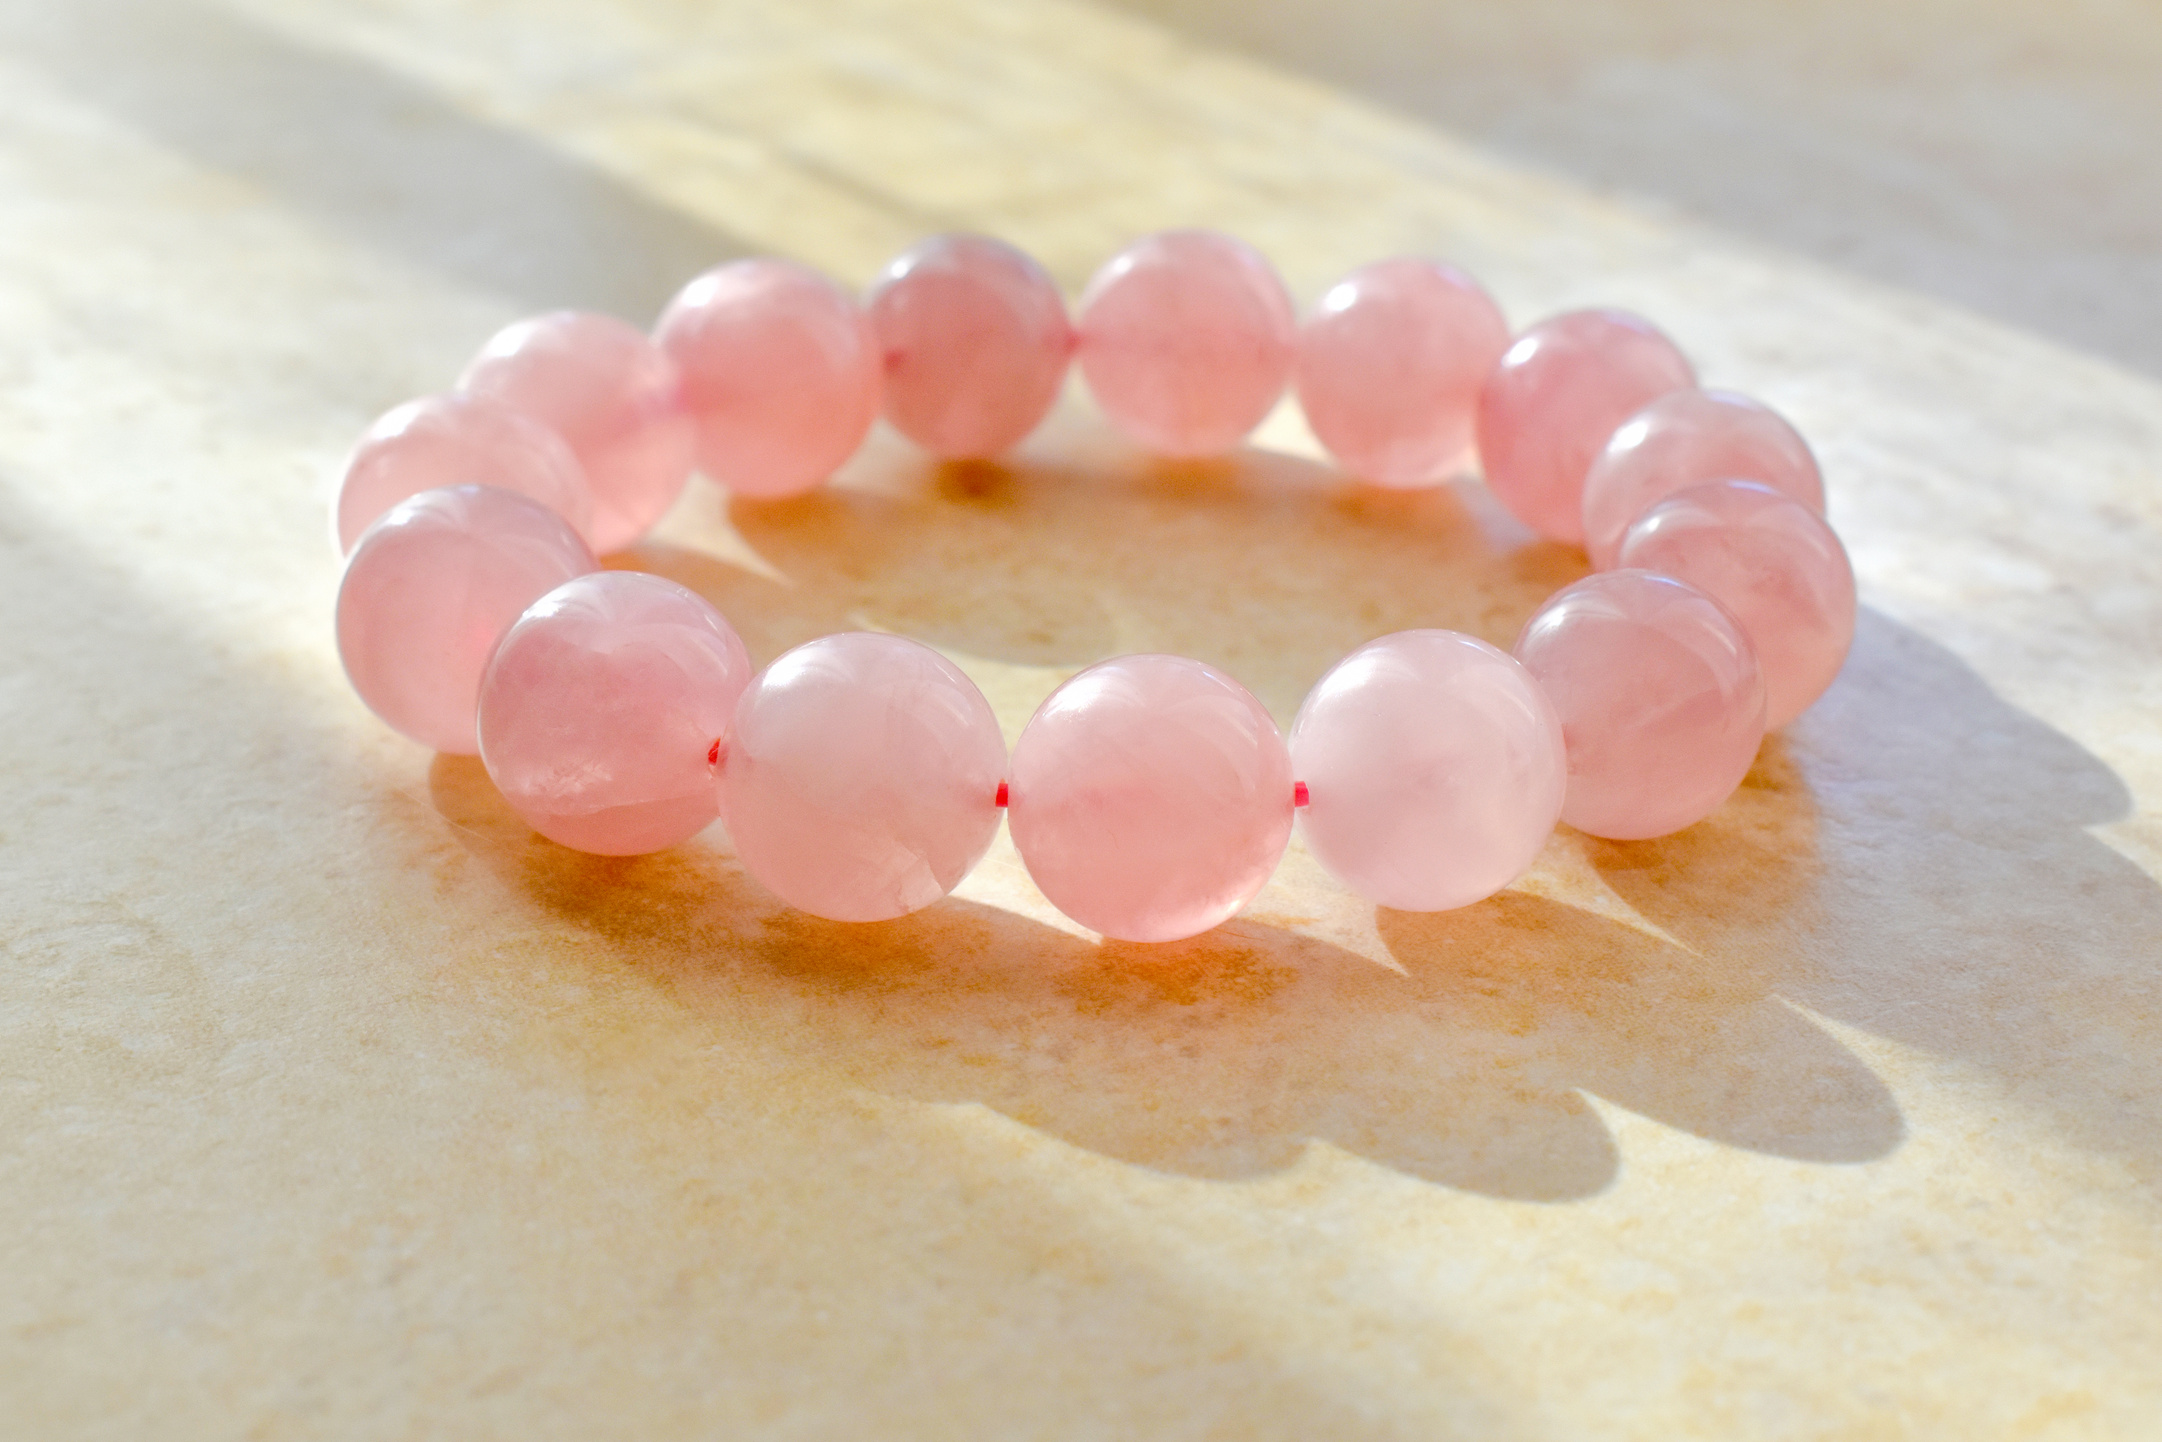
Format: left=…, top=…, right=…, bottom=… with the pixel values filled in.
left=654, top=259, right=881, bottom=500
left=336, top=485, right=596, bottom=754
left=1513, top=570, right=1765, bottom=840
left=1290, top=631, right=1565, bottom=911
left=1616, top=480, right=1856, bottom=730
left=1294, top=258, right=1511, bottom=487
left=1008, top=654, right=1293, bottom=942
left=477, top=572, right=752, bottom=856
left=459, top=311, right=695, bottom=554
left=1075, top=230, right=1296, bottom=457
left=867, top=234, right=1073, bottom=459
left=1581, top=388, right=1825, bottom=570
left=1475, top=309, right=1696, bottom=544
left=334, top=392, right=593, bottom=554
left=720, top=633, right=1006, bottom=921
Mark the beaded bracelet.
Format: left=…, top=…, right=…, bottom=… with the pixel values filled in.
left=334, top=229, right=1855, bottom=944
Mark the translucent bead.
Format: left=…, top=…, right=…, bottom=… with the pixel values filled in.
left=1475, top=309, right=1696, bottom=544
left=336, top=485, right=596, bottom=755
left=1008, top=654, right=1293, bottom=942
left=1290, top=631, right=1565, bottom=910
left=334, top=391, right=593, bottom=554
left=867, top=234, right=1072, bottom=459
left=1294, top=258, right=1511, bottom=487
left=477, top=571, right=752, bottom=856
left=654, top=258, right=881, bottom=500
left=720, top=633, right=1007, bottom=921
left=1616, top=479, right=1856, bottom=730
left=1580, top=388, right=1824, bottom=570
left=459, top=311, right=695, bottom=554
left=1513, top=570, right=1765, bottom=840
left=1075, top=230, right=1296, bottom=457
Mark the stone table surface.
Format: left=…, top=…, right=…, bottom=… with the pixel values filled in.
left=2, top=0, right=2158, bottom=1438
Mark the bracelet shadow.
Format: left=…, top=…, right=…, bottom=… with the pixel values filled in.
left=427, top=744, right=1886, bottom=1203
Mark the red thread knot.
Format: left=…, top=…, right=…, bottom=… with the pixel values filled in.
left=1294, top=781, right=1310, bottom=808
left=994, top=780, right=1010, bottom=808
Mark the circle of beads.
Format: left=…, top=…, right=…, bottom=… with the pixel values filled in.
left=333, top=230, right=1857, bottom=944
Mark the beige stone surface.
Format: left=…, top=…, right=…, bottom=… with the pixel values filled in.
left=2, top=0, right=2158, bottom=1437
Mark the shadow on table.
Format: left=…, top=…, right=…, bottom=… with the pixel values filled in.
left=423, top=444, right=2160, bottom=1202
left=4, top=0, right=748, bottom=319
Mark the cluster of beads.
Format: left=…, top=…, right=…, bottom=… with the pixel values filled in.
left=335, top=230, right=1856, bottom=943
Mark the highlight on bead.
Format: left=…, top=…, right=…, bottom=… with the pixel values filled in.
left=329, top=228, right=1854, bottom=942
left=655, top=257, right=882, bottom=500
left=719, top=632, right=1008, bottom=923
left=477, top=571, right=753, bottom=856
left=1475, top=308, right=1696, bottom=544
left=1513, top=570, right=1767, bottom=841
left=1580, top=387, right=1825, bottom=570
left=458, top=311, right=697, bottom=554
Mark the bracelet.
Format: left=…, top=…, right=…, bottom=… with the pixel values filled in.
left=333, top=229, right=1855, bottom=944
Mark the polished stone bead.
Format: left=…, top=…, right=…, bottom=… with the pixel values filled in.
left=654, top=258, right=882, bottom=500
left=1075, top=230, right=1296, bottom=457
left=334, top=391, right=593, bottom=554
left=477, top=571, right=752, bottom=856
left=1290, top=630, right=1565, bottom=910
left=1295, top=258, right=1511, bottom=487
left=1008, top=653, right=1293, bottom=942
left=1513, top=570, right=1765, bottom=840
left=868, top=233, right=1072, bottom=459
left=336, top=485, right=596, bottom=755
left=1616, top=479, right=1856, bottom=729
left=1581, top=388, right=1825, bottom=569
left=459, top=311, right=695, bottom=554
left=721, top=633, right=1007, bottom=921
left=1475, top=309, right=1696, bottom=544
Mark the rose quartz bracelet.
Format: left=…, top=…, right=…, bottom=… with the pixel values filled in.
left=334, top=230, right=1856, bottom=944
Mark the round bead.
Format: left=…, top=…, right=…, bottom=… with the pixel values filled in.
left=1513, top=570, right=1765, bottom=841
left=1581, top=388, right=1824, bottom=570
left=721, top=633, right=1006, bottom=922
left=1475, top=309, right=1696, bottom=544
left=336, top=485, right=596, bottom=755
left=867, top=234, right=1073, bottom=459
left=334, top=392, right=593, bottom=554
left=1008, top=654, right=1293, bottom=943
left=459, top=311, right=695, bottom=554
left=654, top=258, right=881, bottom=500
left=1075, top=230, right=1296, bottom=457
left=1290, top=631, right=1565, bottom=911
left=1616, top=479, right=1856, bottom=730
left=477, top=571, right=752, bottom=856
left=1294, top=258, right=1511, bottom=487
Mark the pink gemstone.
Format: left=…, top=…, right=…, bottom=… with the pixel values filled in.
left=334, top=392, right=594, bottom=553
left=336, top=486, right=597, bottom=754
left=1295, top=258, right=1511, bottom=487
left=1008, top=654, right=1293, bottom=942
left=1581, top=388, right=1825, bottom=569
left=867, top=234, right=1073, bottom=460
left=1075, top=230, right=1296, bottom=457
left=459, top=311, right=695, bottom=554
left=1475, top=309, right=1696, bottom=544
left=477, top=572, right=752, bottom=856
left=1616, top=480, right=1856, bottom=730
left=720, top=633, right=1007, bottom=921
left=1513, top=570, right=1765, bottom=840
left=654, top=258, right=882, bottom=500
left=1290, top=631, right=1565, bottom=910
